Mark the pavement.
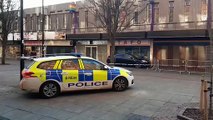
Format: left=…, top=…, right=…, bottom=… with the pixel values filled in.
left=0, top=59, right=206, bottom=120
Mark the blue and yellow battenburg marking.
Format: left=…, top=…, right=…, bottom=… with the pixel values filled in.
left=46, top=70, right=62, bottom=82
left=44, top=69, right=123, bottom=83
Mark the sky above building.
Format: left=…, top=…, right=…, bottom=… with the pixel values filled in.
left=23, top=0, right=81, bottom=9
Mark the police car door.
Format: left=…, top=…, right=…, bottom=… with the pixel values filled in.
left=60, top=59, right=85, bottom=90
left=81, top=59, right=110, bottom=89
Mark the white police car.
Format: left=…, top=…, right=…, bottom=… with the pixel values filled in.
left=20, top=55, right=134, bottom=98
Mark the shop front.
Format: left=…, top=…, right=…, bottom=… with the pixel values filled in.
left=115, top=40, right=152, bottom=61
left=45, top=40, right=74, bottom=55
left=153, top=40, right=209, bottom=61
left=76, top=40, right=108, bottom=63
left=24, top=40, right=73, bottom=56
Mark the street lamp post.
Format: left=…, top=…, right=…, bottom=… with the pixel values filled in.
left=69, top=3, right=77, bottom=52
left=41, top=0, right=45, bottom=57
left=20, top=0, right=24, bottom=80
left=207, top=0, right=213, bottom=116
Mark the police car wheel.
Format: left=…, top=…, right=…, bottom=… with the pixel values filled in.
left=40, top=82, right=60, bottom=98
left=113, top=77, right=128, bottom=91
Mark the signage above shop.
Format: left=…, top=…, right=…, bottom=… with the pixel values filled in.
left=24, top=40, right=71, bottom=46
left=24, top=41, right=42, bottom=46
left=8, top=32, right=38, bottom=41
left=115, top=40, right=151, bottom=46
left=38, top=32, right=66, bottom=40
left=7, top=32, right=67, bottom=41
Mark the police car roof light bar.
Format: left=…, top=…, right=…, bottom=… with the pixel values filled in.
left=45, top=52, right=82, bottom=57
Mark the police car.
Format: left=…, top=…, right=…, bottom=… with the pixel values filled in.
left=20, top=55, right=134, bottom=98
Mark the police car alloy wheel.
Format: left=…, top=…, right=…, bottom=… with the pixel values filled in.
left=40, top=82, right=60, bottom=98
left=113, top=77, right=128, bottom=91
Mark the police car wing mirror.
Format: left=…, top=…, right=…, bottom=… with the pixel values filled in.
left=102, top=65, right=109, bottom=70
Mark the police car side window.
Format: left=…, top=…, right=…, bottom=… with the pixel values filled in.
left=37, top=61, right=56, bottom=70
left=82, top=59, right=104, bottom=70
left=61, top=59, right=80, bottom=70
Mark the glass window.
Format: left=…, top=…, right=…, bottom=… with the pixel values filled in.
left=184, top=0, right=190, bottom=21
left=184, top=0, right=190, bottom=6
left=134, top=11, right=139, bottom=24
left=85, top=10, right=88, bottom=28
left=37, top=61, right=57, bottom=70
left=201, top=0, right=207, bottom=18
left=154, top=3, right=159, bottom=23
left=82, top=59, right=104, bottom=70
left=169, top=1, right=174, bottom=22
left=61, top=59, right=80, bottom=70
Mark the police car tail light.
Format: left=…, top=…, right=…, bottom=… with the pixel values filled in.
left=22, top=71, right=35, bottom=78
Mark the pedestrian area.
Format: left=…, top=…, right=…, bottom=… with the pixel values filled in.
left=0, top=60, right=204, bottom=120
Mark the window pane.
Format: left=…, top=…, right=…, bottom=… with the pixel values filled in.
left=61, top=59, right=80, bottom=70
left=92, top=47, right=97, bottom=59
left=82, top=59, right=103, bottom=70
left=37, top=61, right=56, bottom=70
left=86, top=47, right=91, bottom=57
left=154, top=3, right=159, bottom=23
left=185, top=0, right=190, bottom=6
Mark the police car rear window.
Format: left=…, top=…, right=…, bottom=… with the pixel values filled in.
left=61, top=59, right=80, bottom=70
left=37, top=61, right=57, bottom=70
left=25, top=61, right=35, bottom=69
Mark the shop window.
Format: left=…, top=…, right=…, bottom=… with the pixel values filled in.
left=61, top=59, right=80, bottom=70
left=37, top=61, right=57, bottom=70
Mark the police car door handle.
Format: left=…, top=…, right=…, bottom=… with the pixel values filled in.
left=84, top=73, right=92, bottom=76
left=61, top=72, right=68, bottom=75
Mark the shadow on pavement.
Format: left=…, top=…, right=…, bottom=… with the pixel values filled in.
left=21, top=88, right=132, bottom=99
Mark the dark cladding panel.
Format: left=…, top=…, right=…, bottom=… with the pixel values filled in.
left=147, top=30, right=207, bottom=38
left=101, top=32, right=146, bottom=40
left=66, top=33, right=101, bottom=40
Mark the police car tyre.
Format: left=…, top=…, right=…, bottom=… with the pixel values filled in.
left=113, top=77, right=128, bottom=91
left=40, top=81, right=60, bottom=98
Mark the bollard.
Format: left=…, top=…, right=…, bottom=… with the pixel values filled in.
left=203, top=80, right=208, bottom=120
left=200, top=79, right=204, bottom=112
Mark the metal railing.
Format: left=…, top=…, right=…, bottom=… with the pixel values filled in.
left=155, top=59, right=211, bottom=74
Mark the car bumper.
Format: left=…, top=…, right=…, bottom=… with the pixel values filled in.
left=127, top=75, right=134, bottom=87
left=19, top=78, right=42, bottom=93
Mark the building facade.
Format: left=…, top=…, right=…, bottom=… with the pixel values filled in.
left=5, top=0, right=213, bottom=64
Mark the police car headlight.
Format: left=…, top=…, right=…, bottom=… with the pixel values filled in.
left=126, top=71, right=133, bottom=76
